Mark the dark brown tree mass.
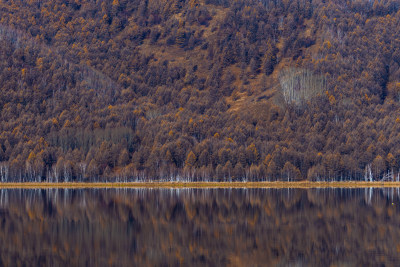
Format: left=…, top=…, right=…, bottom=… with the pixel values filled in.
left=0, top=0, right=400, bottom=181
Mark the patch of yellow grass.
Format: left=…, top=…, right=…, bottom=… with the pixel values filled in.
left=0, top=181, right=399, bottom=189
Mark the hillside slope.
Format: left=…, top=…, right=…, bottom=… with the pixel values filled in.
left=0, top=0, right=400, bottom=181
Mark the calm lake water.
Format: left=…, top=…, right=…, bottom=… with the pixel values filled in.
left=0, top=188, right=399, bottom=266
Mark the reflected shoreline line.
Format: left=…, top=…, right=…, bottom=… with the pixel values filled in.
left=0, top=181, right=400, bottom=188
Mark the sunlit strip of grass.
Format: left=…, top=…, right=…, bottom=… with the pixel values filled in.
left=0, top=181, right=399, bottom=189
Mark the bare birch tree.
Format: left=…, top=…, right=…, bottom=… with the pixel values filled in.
left=364, top=164, right=373, bottom=182
left=279, top=67, right=327, bottom=106
left=0, top=162, right=9, bottom=182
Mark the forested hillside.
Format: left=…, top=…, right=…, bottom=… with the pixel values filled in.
left=0, top=0, right=400, bottom=181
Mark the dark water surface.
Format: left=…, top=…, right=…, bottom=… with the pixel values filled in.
left=0, top=188, right=399, bottom=266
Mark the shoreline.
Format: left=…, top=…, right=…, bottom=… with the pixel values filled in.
left=0, top=181, right=399, bottom=189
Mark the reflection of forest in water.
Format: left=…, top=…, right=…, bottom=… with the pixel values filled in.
left=0, top=188, right=399, bottom=266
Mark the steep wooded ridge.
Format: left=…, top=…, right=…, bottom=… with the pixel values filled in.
left=0, top=0, right=400, bottom=182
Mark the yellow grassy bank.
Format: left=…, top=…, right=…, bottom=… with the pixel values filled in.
left=0, top=181, right=399, bottom=189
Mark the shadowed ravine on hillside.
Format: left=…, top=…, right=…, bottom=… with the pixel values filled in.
left=0, top=188, right=399, bottom=266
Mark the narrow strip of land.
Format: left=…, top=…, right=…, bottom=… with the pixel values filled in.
left=0, top=181, right=400, bottom=189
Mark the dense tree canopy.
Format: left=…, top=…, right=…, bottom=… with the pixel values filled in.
left=0, top=0, right=400, bottom=181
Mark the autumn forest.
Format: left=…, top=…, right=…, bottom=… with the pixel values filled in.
left=0, top=0, right=400, bottom=182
